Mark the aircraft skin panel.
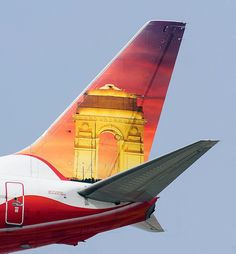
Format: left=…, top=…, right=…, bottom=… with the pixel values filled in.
left=0, top=154, right=66, bottom=181
left=19, top=21, right=186, bottom=180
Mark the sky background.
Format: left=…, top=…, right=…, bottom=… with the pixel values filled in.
left=0, top=0, right=235, bottom=253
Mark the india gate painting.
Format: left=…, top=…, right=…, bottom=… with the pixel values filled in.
left=73, top=84, right=146, bottom=181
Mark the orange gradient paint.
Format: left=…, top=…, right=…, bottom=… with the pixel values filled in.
left=20, top=21, right=185, bottom=179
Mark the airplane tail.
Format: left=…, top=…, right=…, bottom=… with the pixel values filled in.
left=19, top=21, right=186, bottom=180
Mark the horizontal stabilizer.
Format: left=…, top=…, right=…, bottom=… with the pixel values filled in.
left=132, top=214, right=164, bottom=232
left=79, top=140, right=218, bottom=203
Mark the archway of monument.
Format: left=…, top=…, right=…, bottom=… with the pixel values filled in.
left=97, top=131, right=120, bottom=179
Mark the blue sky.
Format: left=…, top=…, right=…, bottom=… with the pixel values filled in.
left=0, top=0, right=235, bottom=253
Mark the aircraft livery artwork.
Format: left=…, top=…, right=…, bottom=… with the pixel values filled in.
left=0, top=21, right=219, bottom=254
left=20, top=21, right=185, bottom=181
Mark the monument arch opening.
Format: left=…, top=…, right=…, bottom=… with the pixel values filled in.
left=97, top=131, right=119, bottom=179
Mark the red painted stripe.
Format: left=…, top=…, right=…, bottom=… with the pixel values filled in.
left=18, top=153, right=68, bottom=180
left=0, top=195, right=126, bottom=228
left=0, top=198, right=156, bottom=253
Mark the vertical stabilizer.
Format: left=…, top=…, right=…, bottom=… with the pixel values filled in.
left=20, top=21, right=186, bottom=179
